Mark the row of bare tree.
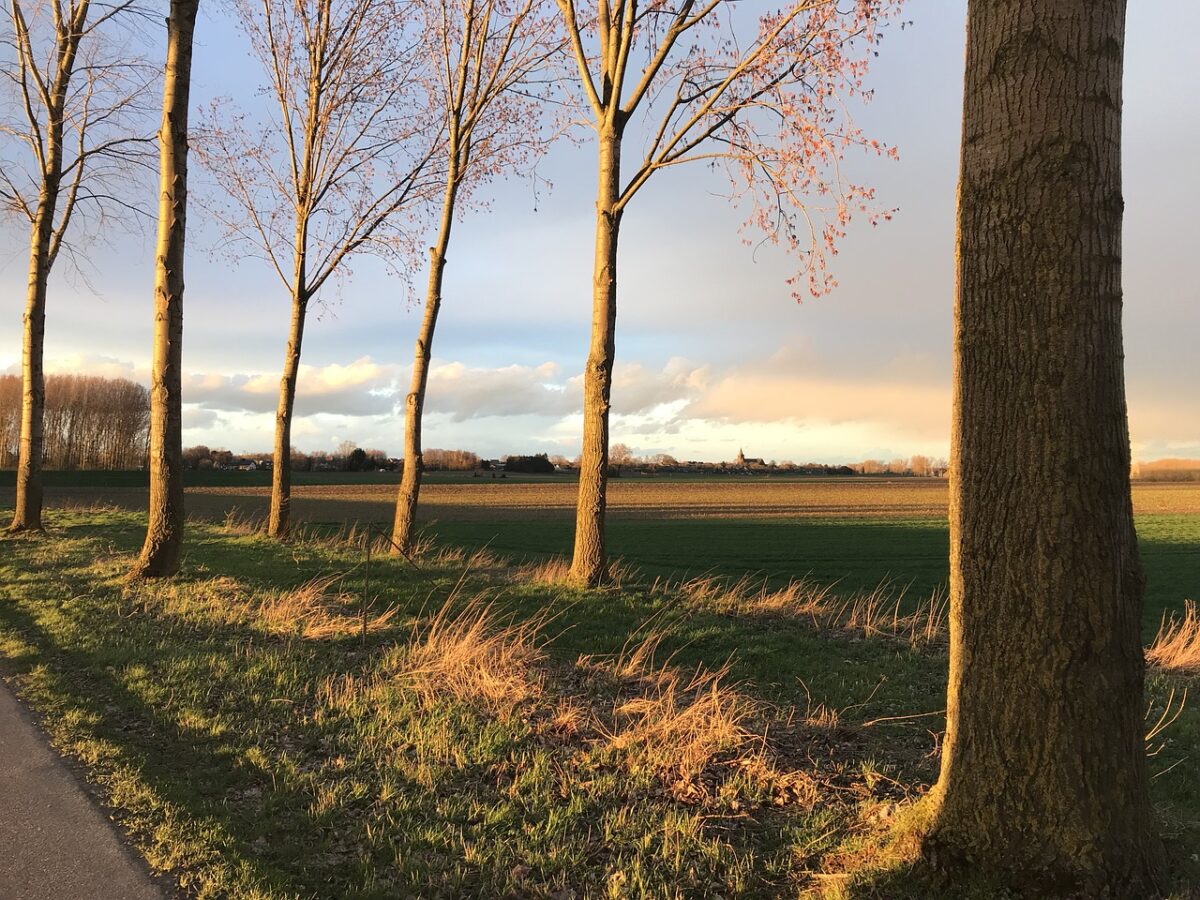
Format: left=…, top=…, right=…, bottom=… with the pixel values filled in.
left=0, top=0, right=1167, bottom=894
left=0, top=374, right=148, bottom=469
left=3, top=0, right=894, bottom=574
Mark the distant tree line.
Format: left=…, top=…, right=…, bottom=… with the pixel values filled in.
left=0, top=375, right=148, bottom=470
left=422, top=449, right=480, bottom=471
left=1132, top=459, right=1200, bottom=482
left=852, top=455, right=949, bottom=477
left=181, top=444, right=392, bottom=472
left=503, top=454, right=555, bottom=474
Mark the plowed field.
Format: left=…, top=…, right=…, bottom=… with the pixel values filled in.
left=22, top=477, right=1200, bottom=524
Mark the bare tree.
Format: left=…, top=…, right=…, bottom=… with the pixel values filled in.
left=555, top=0, right=898, bottom=584
left=131, top=0, right=198, bottom=578
left=920, top=0, right=1164, bottom=892
left=197, top=0, right=445, bottom=539
left=0, top=0, right=153, bottom=530
left=389, top=0, right=564, bottom=555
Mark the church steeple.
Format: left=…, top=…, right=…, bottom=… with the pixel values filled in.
left=735, top=448, right=746, bottom=466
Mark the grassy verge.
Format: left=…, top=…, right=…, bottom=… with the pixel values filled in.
left=0, top=509, right=1196, bottom=898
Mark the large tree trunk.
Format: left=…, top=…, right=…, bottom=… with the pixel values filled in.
left=391, top=168, right=460, bottom=555
left=921, top=1, right=1163, bottom=893
left=268, top=285, right=308, bottom=539
left=569, top=127, right=622, bottom=586
left=132, top=0, right=198, bottom=577
left=9, top=202, right=54, bottom=532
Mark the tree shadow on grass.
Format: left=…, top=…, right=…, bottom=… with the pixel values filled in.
left=0, top=537, right=831, bottom=897
left=0, top=532, right=500, bottom=897
left=8, top=514, right=1192, bottom=896
left=0, top=593, right=868, bottom=898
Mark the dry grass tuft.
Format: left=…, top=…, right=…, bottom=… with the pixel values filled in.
left=608, top=662, right=759, bottom=785
left=573, top=633, right=829, bottom=808
left=218, top=508, right=264, bottom=535
left=600, top=628, right=672, bottom=684
left=831, top=584, right=947, bottom=645
left=255, top=574, right=397, bottom=641
left=1147, top=600, right=1200, bottom=674
left=677, top=573, right=947, bottom=646
left=519, top=556, right=573, bottom=585
left=1145, top=686, right=1189, bottom=760
left=578, top=631, right=761, bottom=792
left=391, top=594, right=546, bottom=713
left=677, top=574, right=836, bottom=622
left=423, top=543, right=502, bottom=570
left=407, top=532, right=439, bottom=559
left=519, top=555, right=640, bottom=588
left=799, top=699, right=841, bottom=731
left=545, top=697, right=588, bottom=738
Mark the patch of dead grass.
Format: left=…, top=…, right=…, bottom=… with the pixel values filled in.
left=518, top=555, right=640, bottom=588
left=607, top=659, right=758, bottom=785
left=677, top=574, right=947, bottom=646
left=420, top=543, right=502, bottom=570
left=255, top=574, right=398, bottom=641
left=1147, top=600, right=1200, bottom=674
left=390, top=594, right=546, bottom=714
left=571, top=631, right=829, bottom=807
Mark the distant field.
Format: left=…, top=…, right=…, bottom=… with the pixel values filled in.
left=11, top=473, right=1200, bottom=521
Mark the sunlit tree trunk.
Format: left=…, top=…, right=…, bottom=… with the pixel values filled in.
left=569, top=126, right=622, bottom=586
left=391, top=161, right=460, bottom=555
left=10, top=196, right=55, bottom=532
left=132, top=0, right=199, bottom=577
left=921, top=0, right=1163, bottom=892
left=268, top=275, right=308, bottom=539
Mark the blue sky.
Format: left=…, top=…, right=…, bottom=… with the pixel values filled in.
left=2, top=1, right=1197, bottom=463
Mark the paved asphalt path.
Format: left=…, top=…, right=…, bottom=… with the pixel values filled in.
left=0, top=680, right=166, bottom=900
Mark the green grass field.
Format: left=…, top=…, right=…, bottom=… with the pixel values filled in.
left=0, top=483, right=1197, bottom=898
left=424, top=514, right=1199, bottom=640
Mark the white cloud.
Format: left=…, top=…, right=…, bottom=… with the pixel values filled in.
left=20, top=353, right=149, bottom=383
left=10, top=345, right=1196, bottom=464
left=426, top=361, right=576, bottom=421
left=185, top=357, right=401, bottom=416
left=181, top=407, right=223, bottom=431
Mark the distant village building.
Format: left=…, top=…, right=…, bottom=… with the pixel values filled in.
left=734, top=448, right=765, bottom=468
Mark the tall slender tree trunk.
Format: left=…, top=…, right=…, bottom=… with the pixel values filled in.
left=391, top=166, right=460, bottom=555
left=268, top=279, right=308, bottom=539
left=921, top=1, right=1163, bottom=893
left=132, top=0, right=198, bottom=577
left=569, top=126, right=622, bottom=586
left=10, top=201, right=55, bottom=532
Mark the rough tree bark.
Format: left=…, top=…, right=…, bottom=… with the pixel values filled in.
left=391, top=163, right=460, bottom=555
left=569, top=125, right=622, bottom=586
left=131, top=0, right=199, bottom=577
left=921, top=0, right=1164, bottom=893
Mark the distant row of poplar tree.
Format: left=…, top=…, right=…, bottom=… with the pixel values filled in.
left=0, top=375, right=147, bottom=471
